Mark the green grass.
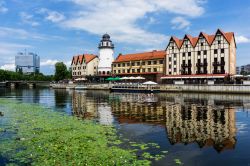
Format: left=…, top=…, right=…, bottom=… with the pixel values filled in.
left=0, top=99, right=168, bottom=166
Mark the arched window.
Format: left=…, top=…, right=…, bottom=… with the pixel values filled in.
left=103, top=71, right=105, bottom=75
left=107, top=71, right=110, bottom=75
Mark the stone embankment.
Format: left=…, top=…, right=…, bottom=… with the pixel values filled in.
left=51, top=83, right=250, bottom=94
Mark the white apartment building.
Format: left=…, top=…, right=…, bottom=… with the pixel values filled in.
left=71, top=54, right=99, bottom=79
left=162, top=29, right=236, bottom=83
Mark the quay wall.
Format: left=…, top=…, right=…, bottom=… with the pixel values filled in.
left=51, top=83, right=250, bottom=94
left=159, top=84, right=250, bottom=94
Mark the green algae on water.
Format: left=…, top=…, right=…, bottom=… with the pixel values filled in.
left=0, top=99, right=168, bottom=166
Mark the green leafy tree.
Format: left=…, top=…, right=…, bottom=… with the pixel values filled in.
left=54, top=62, right=68, bottom=81
left=67, top=67, right=72, bottom=79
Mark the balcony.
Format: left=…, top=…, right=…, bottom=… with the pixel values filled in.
left=196, top=62, right=208, bottom=67
left=213, top=61, right=225, bottom=66
left=181, top=63, right=192, bottom=68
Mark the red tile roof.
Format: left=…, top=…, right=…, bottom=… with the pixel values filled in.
left=113, top=50, right=166, bottom=63
left=169, top=29, right=235, bottom=49
left=71, top=54, right=97, bottom=65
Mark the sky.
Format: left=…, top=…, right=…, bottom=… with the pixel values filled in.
left=0, top=0, right=250, bottom=75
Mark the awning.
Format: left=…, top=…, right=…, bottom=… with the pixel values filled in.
left=142, top=81, right=158, bottom=85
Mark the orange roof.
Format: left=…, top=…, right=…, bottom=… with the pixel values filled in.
left=84, top=54, right=97, bottom=63
left=113, top=50, right=165, bottom=63
left=71, top=54, right=97, bottom=65
left=168, top=29, right=235, bottom=49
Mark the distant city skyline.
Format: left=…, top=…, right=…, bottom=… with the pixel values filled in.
left=0, top=0, right=250, bottom=74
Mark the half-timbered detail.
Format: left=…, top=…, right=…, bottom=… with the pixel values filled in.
left=162, top=29, right=236, bottom=84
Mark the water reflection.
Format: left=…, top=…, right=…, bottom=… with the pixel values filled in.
left=165, top=104, right=236, bottom=152
left=71, top=91, right=238, bottom=152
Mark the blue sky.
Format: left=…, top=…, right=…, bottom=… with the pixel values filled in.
left=0, top=0, right=250, bottom=74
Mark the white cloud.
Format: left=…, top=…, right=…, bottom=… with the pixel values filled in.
left=38, top=8, right=65, bottom=23
left=40, top=59, right=59, bottom=66
left=0, top=64, right=15, bottom=71
left=20, top=12, right=39, bottom=26
left=0, top=1, right=8, bottom=13
left=0, top=26, right=65, bottom=41
left=236, top=35, right=250, bottom=44
left=171, top=16, right=190, bottom=30
left=0, top=42, right=32, bottom=69
left=62, top=0, right=205, bottom=47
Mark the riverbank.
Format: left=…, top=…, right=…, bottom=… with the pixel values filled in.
left=51, top=83, right=250, bottom=94
left=0, top=99, right=169, bottom=165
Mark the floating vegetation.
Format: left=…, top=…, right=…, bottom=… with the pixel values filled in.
left=0, top=99, right=171, bottom=165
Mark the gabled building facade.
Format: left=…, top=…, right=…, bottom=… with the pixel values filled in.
left=162, top=29, right=236, bottom=83
left=71, top=54, right=99, bottom=79
left=112, top=50, right=166, bottom=83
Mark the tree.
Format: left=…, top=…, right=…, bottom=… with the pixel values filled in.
left=67, top=67, right=72, bottom=79
left=54, top=62, right=67, bottom=81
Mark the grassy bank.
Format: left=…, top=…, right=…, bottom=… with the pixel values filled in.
left=0, top=99, right=168, bottom=166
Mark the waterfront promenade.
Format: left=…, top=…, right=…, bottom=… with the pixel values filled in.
left=50, top=83, right=250, bottom=94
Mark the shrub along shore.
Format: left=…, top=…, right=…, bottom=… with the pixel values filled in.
left=0, top=99, right=171, bottom=166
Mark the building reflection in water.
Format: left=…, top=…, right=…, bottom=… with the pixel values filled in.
left=72, top=90, right=113, bottom=125
left=71, top=91, right=237, bottom=152
left=165, top=104, right=236, bottom=152
left=72, top=91, right=98, bottom=119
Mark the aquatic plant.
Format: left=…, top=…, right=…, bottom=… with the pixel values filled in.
left=0, top=99, right=170, bottom=165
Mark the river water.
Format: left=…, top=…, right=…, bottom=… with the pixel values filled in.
left=0, top=88, right=250, bottom=166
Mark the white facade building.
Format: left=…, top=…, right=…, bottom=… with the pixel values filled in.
left=98, top=34, right=114, bottom=76
left=15, top=52, right=40, bottom=73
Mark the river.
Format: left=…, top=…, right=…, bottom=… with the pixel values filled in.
left=0, top=88, right=250, bottom=166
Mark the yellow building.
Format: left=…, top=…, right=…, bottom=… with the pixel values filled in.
left=112, top=50, right=166, bottom=83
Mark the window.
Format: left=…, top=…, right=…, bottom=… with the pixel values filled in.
left=154, top=68, right=157, bottom=72
left=114, top=64, right=116, bottom=67
left=172, top=46, right=174, bottom=49
left=127, top=69, right=130, bottom=73
left=182, top=53, right=185, bottom=57
left=174, top=61, right=176, bottom=65
left=174, top=68, right=176, bottom=72
left=169, top=65, right=171, bottom=68
left=198, top=51, right=201, bottom=55
left=127, top=63, right=130, bottom=66
left=102, top=71, right=105, bottom=75
left=142, top=68, right=145, bottom=72
left=122, top=63, right=125, bottom=67
left=221, top=57, right=224, bottom=62
left=221, top=48, right=224, bottom=53
left=174, top=53, right=177, bottom=58
left=218, top=40, right=221, bottom=44
left=137, top=62, right=140, bottom=66
left=214, top=49, right=218, bottom=54
left=159, top=60, right=163, bottom=64
left=118, top=64, right=120, bottom=67
left=132, top=69, right=135, bottom=73
left=142, top=62, right=145, bottom=65
left=148, top=61, right=151, bottom=65
left=107, top=71, right=110, bottom=75
left=169, top=72, right=172, bottom=75
left=131, top=62, right=135, bottom=66
left=137, top=69, right=140, bottom=72
left=154, top=61, right=157, bottom=64
left=186, top=45, right=188, bottom=48
left=118, top=70, right=120, bottom=73
left=169, top=57, right=172, bottom=61
left=122, top=69, right=125, bottom=73
left=204, top=50, right=207, bottom=55
left=201, top=43, right=204, bottom=46
left=188, top=52, right=191, bottom=56
left=148, top=68, right=151, bottom=72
